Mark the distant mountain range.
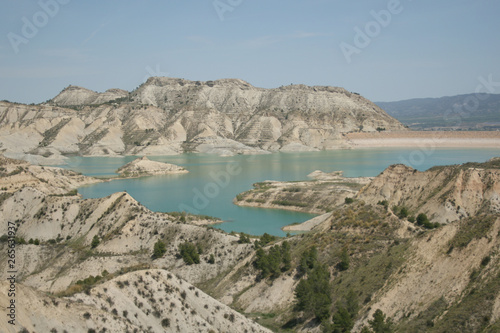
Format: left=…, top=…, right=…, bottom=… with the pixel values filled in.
left=377, top=93, right=500, bottom=130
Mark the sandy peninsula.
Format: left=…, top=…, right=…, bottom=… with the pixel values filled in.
left=116, top=156, right=188, bottom=178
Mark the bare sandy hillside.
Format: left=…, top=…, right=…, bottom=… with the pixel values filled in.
left=1, top=156, right=499, bottom=332
left=0, top=269, right=271, bottom=333
left=0, top=77, right=406, bottom=162
left=0, top=157, right=273, bottom=332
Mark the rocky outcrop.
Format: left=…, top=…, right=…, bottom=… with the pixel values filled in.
left=51, top=85, right=129, bottom=106
left=356, top=159, right=500, bottom=223
left=116, top=156, right=188, bottom=178
left=233, top=171, right=371, bottom=214
left=0, top=155, right=100, bottom=195
left=0, top=77, right=406, bottom=162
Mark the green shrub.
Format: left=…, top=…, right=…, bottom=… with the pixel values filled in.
left=332, top=305, right=353, bottom=332
left=238, top=233, right=251, bottom=244
left=416, top=213, right=429, bottom=226
left=208, top=254, right=215, bottom=264
left=254, top=233, right=276, bottom=248
left=338, top=247, right=350, bottom=271
left=179, top=242, right=200, bottom=265
left=272, top=200, right=309, bottom=207
left=161, top=318, right=170, bottom=327
left=298, top=246, right=318, bottom=275
left=91, top=235, right=100, bottom=249
left=392, top=205, right=409, bottom=218
left=448, top=215, right=495, bottom=250
left=481, top=255, right=491, bottom=266
left=377, top=200, right=389, bottom=208
left=398, top=207, right=409, bottom=218
left=254, top=242, right=291, bottom=279
left=369, top=309, right=394, bottom=333
left=153, top=240, right=166, bottom=259
left=345, top=197, right=354, bottom=204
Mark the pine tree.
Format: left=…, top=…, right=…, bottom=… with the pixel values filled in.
left=338, top=247, right=350, bottom=271
left=179, top=242, right=200, bottom=264
left=369, top=309, right=394, bottom=333
left=91, top=235, right=100, bottom=249
left=153, top=240, right=166, bottom=259
left=332, top=304, right=353, bottom=332
left=281, top=241, right=292, bottom=271
left=295, top=264, right=331, bottom=320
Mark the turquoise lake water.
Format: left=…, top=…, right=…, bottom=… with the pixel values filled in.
left=61, top=148, right=500, bottom=236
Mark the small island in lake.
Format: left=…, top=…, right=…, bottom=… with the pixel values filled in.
left=116, top=156, right=188, bottom=178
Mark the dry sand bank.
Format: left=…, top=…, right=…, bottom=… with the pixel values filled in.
left=345, top=131, right=500, bottom=148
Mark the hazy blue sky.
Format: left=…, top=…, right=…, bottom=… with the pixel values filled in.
left=1, top=0, right=499, bottom=104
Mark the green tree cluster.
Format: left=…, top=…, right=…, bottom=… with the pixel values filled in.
left=238, top=233, right=251, bottom=244
left=179, top=242, right=200, bottom=265
left=415, top=213, right=440, bottom=229
left=368, top=309, right=394, bottom=333
left=392, top=205, right=409, bottom=219
left=254, top=241, right=291, bottom=279
left=377, top=200, right=389, bottom=210
left=28, top=238, right=40, bottom=245
left=298, top=246, right=318, bottom=275
left=330, top=289, right=359, bottom=332
left=254, top=232, right=277, bottom=248
left=295, top=264, right=331, bottom=320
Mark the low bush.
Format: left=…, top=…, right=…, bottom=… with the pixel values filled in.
left=179, top=242, right=200, bottom=265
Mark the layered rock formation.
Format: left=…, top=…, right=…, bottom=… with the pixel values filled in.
left=0, top=77, right=406, bottom=163
left=233, top=170, right=371, bottom=214
left=356, top=158, right=500, bottom=223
